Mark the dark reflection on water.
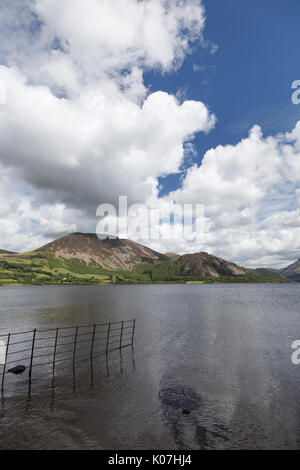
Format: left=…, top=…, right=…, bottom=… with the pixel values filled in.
left=159, top=386, right=203, bottom=449
left=1, top=284, right=300, bottom=449
left=159, top=385, right=232, bottom=449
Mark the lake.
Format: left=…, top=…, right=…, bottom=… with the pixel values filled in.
left=0, top=283, right=300, bottom=449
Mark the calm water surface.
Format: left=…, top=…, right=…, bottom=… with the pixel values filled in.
left=0, top=284, right=300, bottom=449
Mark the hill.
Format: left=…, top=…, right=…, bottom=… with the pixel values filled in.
left=0, top=249, right=17, bottom=255
left=128, top=255, right=290, bottom=284
left=0, top=233, right=292, bottom=286
left=281, top=259, right=300, bottom=282
left=178, top=252, right=246, bottom=277
left=35, top=232, right=169, bottom=271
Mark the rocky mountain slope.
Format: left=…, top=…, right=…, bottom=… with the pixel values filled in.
left=281, top=258, right=300, bottom=281
left=36, top=232, right=169, bottom=271
left=177, top=252, right=246, bottom=278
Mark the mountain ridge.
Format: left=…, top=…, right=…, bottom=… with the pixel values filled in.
left=0, top=232, right=292, bottom=286
left=280, top=258, right=300, bottom=282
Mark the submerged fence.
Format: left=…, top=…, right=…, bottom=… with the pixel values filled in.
left=0, top=319, right=135, bottom=394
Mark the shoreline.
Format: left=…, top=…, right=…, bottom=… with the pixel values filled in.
left=0, top=280, right=295, bottom=287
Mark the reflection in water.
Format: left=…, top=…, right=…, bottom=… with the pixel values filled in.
left=1, top=284, right=300, bottom=449
left=159, top=385, right=203, bottom=449
left=0, top=344, right=139, bottom=450
left=159, top=385, right=230, bottom=449
left=3, top=347, right=135, bottom=413
left=3, top=342, right=134, bottom=399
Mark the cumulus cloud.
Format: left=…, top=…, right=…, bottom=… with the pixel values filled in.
left=0, top=165, right=80, bottom=252
left=153, top=124, right=300, bottom=268
left=1, top=0, right=299, bottom=269
left=0, top=66, right=215, bottom=209
left=95, top=120, right=300, bottom=268
left=35, top=0, right=205, bottom=73
left=0, top=0, right=206, bottom=95
left=0, top=0, right=215, bottom=251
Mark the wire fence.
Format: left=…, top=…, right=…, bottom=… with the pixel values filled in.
left=0, top=319, right=135, bottom=394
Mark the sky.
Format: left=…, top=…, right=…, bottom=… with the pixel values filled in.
left=0, top=0, right=300, bottom=268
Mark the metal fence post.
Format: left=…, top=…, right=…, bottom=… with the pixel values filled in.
left=119, top=321, right=124, bottom=349
left=1, top=333, right=10, bottom=394
left=1, top=319, right=134, bottom=392
left=90, top=324, right=96, bottom=359
left=73, top=326, right=78, bottom=363
left=29, top=329, right=36, bottom=378
left=106, top=322, right=111, bottom=354
left=52, top=328, right=59, bottom=374
left=131, top=319, right=136, bottom=346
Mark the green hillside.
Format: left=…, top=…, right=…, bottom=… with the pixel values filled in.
left=0, top=251, right=292, bottom=286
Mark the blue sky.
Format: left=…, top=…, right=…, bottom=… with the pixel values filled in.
left=145, top=0, right=300, bottom=196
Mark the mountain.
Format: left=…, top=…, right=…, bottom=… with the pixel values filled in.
left=165, top=252, right=180, bottom=260
left=34, top=234, right=248, bottom=278
left=177, top=252, right=246, bottom=277
left=0, top=249, right=17, bottom=254
left=131, top=254, right=290, bottom=283
left=0, top=232, right=292, bottom=286
left=250, top=268, right=292, bottom=283
left=35, top=232, right=169, bottom=271
left=281, top=259, right=300, bottom=281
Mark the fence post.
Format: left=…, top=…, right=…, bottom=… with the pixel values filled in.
left=29, top=329, right=36, bottom=378
left=52, top=328, right=59, bottom=374
left=1, top=333, right=10, bottom=395
left=90, top=324, right=96, bottom=359
left=73, top=326, right=78, bottom=363
left=131, top=319, right=136, bottom=346
left=106, top=323, right=111, bottom=354
left=119, top=321, right=124, bottom=349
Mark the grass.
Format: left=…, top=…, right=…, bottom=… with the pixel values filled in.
left=0, top=252, right=112, bottom=286
left=185, top=281, right=206, bottom=284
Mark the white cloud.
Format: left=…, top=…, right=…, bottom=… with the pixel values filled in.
left=33, top=0, right=205, bottom=74
left=1, top=0, right=300, bottom=270
left=0, top=65, right=215, bottom=211
left=0, top=165, right=79, bottom=252
left=0, top=0, right=206, bottom=95
left=0, top=0, right=216, bottom=253
left=148, top=124, right=300, bottom=268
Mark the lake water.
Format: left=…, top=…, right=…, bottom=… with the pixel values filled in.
left=0, top=283, right=300, bottom=449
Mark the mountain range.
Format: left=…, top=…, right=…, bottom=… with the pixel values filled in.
left=0, top=232, right=293, bottom=286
